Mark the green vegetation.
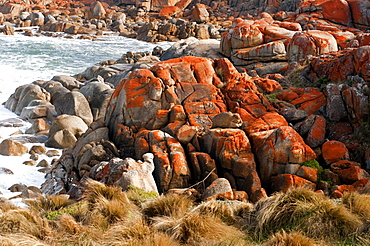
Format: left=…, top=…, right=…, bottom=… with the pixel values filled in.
left=3, top=181, right=370, bottom=245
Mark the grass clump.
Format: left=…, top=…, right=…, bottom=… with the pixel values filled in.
left=194, top=199, right=254, bottom=226
left=0, top=209, right=51, bottom=240
left=255, top=187, right=363, bottom=240
left=24, top=195, right=74, bottom=214
left=152, top=211, right=246, bottom=245
left=263, top=230, right=317, bottom=246
left=142, top=193, right=194, bottom=218
left=343, top=192, right=370, bottom=226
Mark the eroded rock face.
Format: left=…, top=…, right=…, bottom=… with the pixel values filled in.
left=37, top=54, right=370, bottom=202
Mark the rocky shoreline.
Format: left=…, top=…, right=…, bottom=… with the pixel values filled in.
left=0, top=0, right=369, bottom=204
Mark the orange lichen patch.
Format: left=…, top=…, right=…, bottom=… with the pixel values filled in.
left=322, top=140, right=350, bottom=165
left=331, top=160, right=369, bottom=184
left=306, top=115, right=326, bottom=148
left=272, top=174, right=316, bottom=192
left=277, top=90, right=299, bottom=102
left=276, top=21, right=302, bottom=31
left=262, top=25, right=296, bottom=43
left=337, top=184, right=357, bottom=193
left=244, top=112, right=288, bottom=135
left=289, top=87, right=326, bottom=115
left=253, top=77, right=283, bottom=93
left=158, top=5, right=181, bottom=18
left=356, top=33, right=370, bottom=46
left=332, top=189, right=344, bottom=198
left=214, top=58, right=240, bottom=84
left=331, top=31, right=356, bottom=49
left=347, top=0, right=370, bottom=27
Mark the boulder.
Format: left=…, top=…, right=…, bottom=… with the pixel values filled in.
left=303, top=46, right=370, bottom=83
left=324, top=84, right=348, bottom=121
left=101, top=153, right=158, bottom=193
left=202, top=178, right=234, bottom=201
left=53, top=91, right=93, bottom=125
left=0, top=139, right=28, bottom=156
left=28, top=12, right=44, bottom=26
left=26, top=118, right=50, bottom=134
left=272, top=174, right=316, bottom=192
left=0, top=24, right=14, bottom=35
left=331, top=160, right=370, bottom=184
left=278, top=87, right=326, bottom=115
left=322, top=140, right=350, bottom=165
left=211, top=112, right=242, bottom=128
left=161, top=38, right=223, bottom=60
left=79, top=82, right=114, bottom=121
left=51, top=75, right=82, bottom=90
left=45, top=114, right=88, bottom=149
left=287, top=30, right=338, bottom=62
left=256, top=126, right=316, bottom=185
left=305, top=115, right=326, bottom=148
left=231, top=41, right=287, bottom=65
left=348, top=0, right=370, bottom=27
left=29, top=145, right=47, bottom=155
left=191, top=3, right=209, bottom=23
left=135, top=130, right=191, bottom=193
left=158, top=6, right=181, bottom=18
left=86, top=1, right=106, bottom=19
left=6, top=84, right=50, bottom=115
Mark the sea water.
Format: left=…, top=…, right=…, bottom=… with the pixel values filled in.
left=0, top=33, right=172, bottom=202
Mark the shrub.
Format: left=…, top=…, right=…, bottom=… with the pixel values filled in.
left=255, top=187, right=363, bottom=240
left=142, top=193, right=194, bottom=219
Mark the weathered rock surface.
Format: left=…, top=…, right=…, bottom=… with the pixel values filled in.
left=0, top=139, right=28, bottom=156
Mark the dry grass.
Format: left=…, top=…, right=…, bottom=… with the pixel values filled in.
left=3, top=183, right=370, bottom=245
left=264, top=230, right=317, bottom=246
left=142, top=193, right=194, bottom=219
left=80, top=180, right=139, bottom=228
left=194, top=200, right=254, bottom=226
left=0, top=233, right=50, bottom=246
left=152, top=210, right=246, bottom=245
left=255, top=187, right=363, bottom=240
left=0, top=209, right=51, bottom=240
left=343, top=192, right=370, bottom=225
left=82, top=179, right=129, bottom=205
left=24, top=195, right=74, bottom=214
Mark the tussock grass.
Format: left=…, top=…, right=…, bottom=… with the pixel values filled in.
left=255, top=187, right=363, bottom=240
left=24, top=195, right=74, bottom=214
left=343, top=192, right=370, bottom=225
left=3, top=183, right=370, bottom=245
left=194, top=200, right=254, bottom=226
left=0, top=209, right=51, bottom=240
left=264, top=230, right=316, bottom=246
left=152, top=211, right=246, bottom=245
left=82, top=179, right=129, bottom=205
left=0, top=233, right=49, bottom=246
left=103, top=217, right=179, bottom=246
left=56, top=213, right=83, bottom=234
left=142, top=193, right=194, bottom=218
left=80, top=179, right=139, bottom=228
